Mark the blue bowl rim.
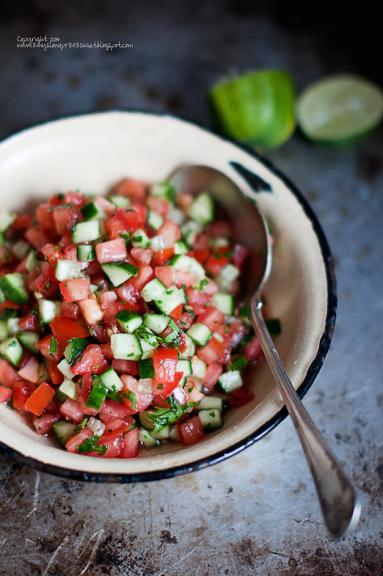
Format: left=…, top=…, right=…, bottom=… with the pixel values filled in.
left=0, top=109, right=337, bottom=483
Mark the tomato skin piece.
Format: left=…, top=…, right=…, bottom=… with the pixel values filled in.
left=0, top=385, right=12, bottom=403
left=178, top=416, right=204, bottom=446
left=59, top=278, right=90, bottom=303
left=70, top=344, right=108, bottom=376
left=151, top=248, right=174, bottom=266
left=66, top=428, right=93, bottom=453
left=228, top=387, right=255, bottom=408
left=33, top=412, right=60, bottom=435
left=95, top=238, right=127, bottom=264
left=24, top=382, right=55, bottom=416
left=50, top=317, right=89, bottom=347
left=121, top=428, right=139, bottom=458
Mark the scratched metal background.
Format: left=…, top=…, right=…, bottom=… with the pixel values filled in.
left=0, top=2, right=382, bottom=575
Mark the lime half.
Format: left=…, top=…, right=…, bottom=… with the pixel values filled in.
left=210, top=70, right=296, bottom=149
left=297, top=74, right=383, bottom=144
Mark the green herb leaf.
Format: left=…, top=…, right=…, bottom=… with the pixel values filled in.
left=78, top=434, right=107, bottom=454
left=49, top=337, right=58, bottom=355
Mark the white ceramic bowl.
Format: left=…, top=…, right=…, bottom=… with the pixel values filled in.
left=0, top=111, right=336, bottom=482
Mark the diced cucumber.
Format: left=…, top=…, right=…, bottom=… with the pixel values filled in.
left=150, top=181, right=176, bottom=203
left=0, top=288, right=5, bottom=304
left=162, top=318, right=181, bottom=345
left=57, top=358, right=73, bottom=379
left=210, top=237, right=230, bottom=249
left=64, top=338, right=89, bottom=364
left=217, top=264, right=240, bottom=290
left=53, top=421, right=76, bottom=446
left=12, top=240, right=29, bottom=259
left=169, top=254, right=205, bottom=284
left=99, top=367, right=123, bottom=392
left=139, top=428, right=158, bottom=448
left=198, top=396, right=223, bottom=411
left=101, top=262, right=138, bottom=287
left=108, top=194, right=131, bottom=208
left=179, top=334, right=195, bottom=359
left=154, top=286, right=186, bottom=315
left=218, top=370, right=243, bottom=392
left=198, top=408, right=222, bottom=431
left=116, top=310, right=143, bottom=333
left=81, top=201, right=104, bottom=220
left=138, top=328, right=159, bottom=359
left=143, top=313, right=170, bottom=334
left=25, top=250, right=38, bottom=272
left=168, top=206, right=185, bottom=225
left=39, top=299, right=59, bottom=324
left=72, top=220, right=101, bottom=243
left=7, top=317, right=20, bottom=335
left=86, top=377, right=107, bottom=410
left=191, top=355, right=207, bottom=379
left=0, top=337, right=23, bottom=366
left=0, top=320, right=9, bottom=341
left=55, top=259, right=84, bottom=281
left=181, top=220, right=202, bottom=246
left=0, top=210, right=15, bottom=232
left=77, top=244, right=95, bottom=262
left=174, top=240, right=188, bottom=254
left=111, top=333, right=142, bottom=361
left=151, top=425, right=170, bottom=440
left=188, top=192, right=214, bottom=225
left=0, top=273, right=29, bottom=305
left=18, top=331, right=39, bottom=353
left=212, top=293, right=234, bottom=315
left=131, top=229, right=150, bottom=248
left=176, top=359, right=192, bottom=385
left=187, top=323, right=212, bottom=346
left=58, top=379, right=77, bottom=400
left=139, top=358, right=154, bottom=379
left=141, top=278, right=166, bottom=303
left=150, top=235, right=166, bottom=252
left=147, top=210, right=164, bottom=230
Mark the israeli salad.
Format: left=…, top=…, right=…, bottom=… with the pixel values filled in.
left=0, top=178, right=276, bottom=458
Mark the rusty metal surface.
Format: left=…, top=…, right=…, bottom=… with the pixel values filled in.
left=0, top=2, right=382, bottom=574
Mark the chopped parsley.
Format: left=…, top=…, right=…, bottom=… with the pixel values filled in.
left=49, top=337, right=58, bottom=355
left=78, top=434, right=107, bottom=455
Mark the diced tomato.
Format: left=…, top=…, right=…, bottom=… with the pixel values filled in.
left=156, top=221, right=181, bottom=248
left=121, top=375, right=153, bottom=412
left=95, top=196, right=115, bottom=215
left=0, top=385, right=12, bottom=403
left=197, top=306, right=224, bottom=331
left=53, top=205, right=82, bottom=236
left=193, top=249, right=210, bottom=264
left=36, top=203, right=55, bottom=232
left=0, top=300, right=20, bottom=313
left=152, top=349, right=180, bottom=398
left=151, top=248, right=174, bottom=266
left=66, top=428, right=93, bottom=453
left=18, top=312, right=39, bottom=331
left=36, top=335, right=64, bottom=362
left=155, top=265, right=174, bottom=288
left=184, top=379, right=204, bottom=403
left=197, top=336, right=226, bottom=365
left=99, top=400, right=137, bottom=424
left=186, top=288, right=210, bottom=315
left=50, top=317, right=89, bottom=347
left=102, top=300, right=124, bottom=326
left=60, top=302, right=80, bottom=320
left=244, top=336, right=262, bottom=362
left=18, top=356, right=39, bottom=383
left=129, top=264, right=154, bottom=291
left=10, top=214, right=33, bottom=232
left=173, top=270, right=194, bottom=288
left=59, top=278, right=90, bottom=303
left=24, top=226, right=51, bottom=249
left=24, top=382, right=55, bottom=416
left=177, top=192, right=193, bottom=211
left=206, top=220, right=232, bottom=238
left=169, top=303, right=183, bottom=321
left=228, top=386, right=255, bottom=407
left=178, top=416, right=204, bottom=446
left=96, top=238, right=127, bottom=263
left=64, top=191, right=85, bottom=206
left=40, top=243, right=61, bottom=264
left=70, top=344, right=108, bottom=376
left=33, top=412, right=60, bottom=435
left=60, top=398, right=84, bottom=423
left=97, top=434, right=124, bottom=458
left=103, top=417, right=135, bottom=434
left=202, top=363, right=223, bottom=391
left=232, top=244, right=249, bottom=268
left=172, top=385, right=189, bottom=405
left=47, top=360, right=64, bottom=385
left=205, top=254, right=229, bottom=276
left=62, top=243, right=78, bottom=261
left=79, top=298, right=103, bottom=324
left=177, top=312, right=194, bottom=330
left=112, top=359, right=138, bottom=376
left=12, top=379, right=35, bottom=411
left=147, top=196, right=169, bottom=218
left=90, top=323, right=109, bottom=343
left=100, top=342, right=113, bottom=360
left=105, top=207, right=144, bottom=237
left=131, top=248, right=153, bottom=264
left=121, top=428, right=139, bottom=458
left=99, top=290, right=117, bottom=310
left=113, top=178, right=147, bottom=202
left=115, top=283, right=140, bottom=311
left=0, top=359, right=20, bottom=386
left=31, top=263, right=58, bottom=298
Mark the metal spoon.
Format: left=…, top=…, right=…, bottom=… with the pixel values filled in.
left=170, top=164, right=361, bottom=538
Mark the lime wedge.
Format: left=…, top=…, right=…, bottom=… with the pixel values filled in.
left=297, top=74, right=383, bottom=144
left=210, top=70, right=296, bottom=149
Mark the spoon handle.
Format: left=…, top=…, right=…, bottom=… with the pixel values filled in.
left=251, top=297, right=360, bottom=537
